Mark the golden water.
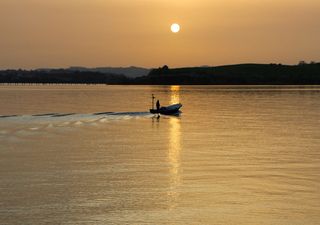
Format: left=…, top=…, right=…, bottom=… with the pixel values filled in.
left=0, top=85, right=319, bottom=224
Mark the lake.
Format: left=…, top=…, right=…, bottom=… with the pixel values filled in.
left=0, top=85, right=319, bottom=225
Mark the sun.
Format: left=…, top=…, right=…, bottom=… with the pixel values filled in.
left=171, top=23, right=180, bottom=33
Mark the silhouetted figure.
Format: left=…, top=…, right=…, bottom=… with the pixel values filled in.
left=156, top=100, right=160, bottom=111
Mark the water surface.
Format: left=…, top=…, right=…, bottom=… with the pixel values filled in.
left=0, top=85, right=320, bottom=225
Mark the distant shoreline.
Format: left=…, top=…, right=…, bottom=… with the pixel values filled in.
left=1, top=63, right=320, bottom=85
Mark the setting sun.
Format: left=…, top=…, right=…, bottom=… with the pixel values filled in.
left=171, top=23, right=180, bottom=33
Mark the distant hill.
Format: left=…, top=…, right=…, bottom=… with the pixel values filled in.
left=133, top=63, right=320, bottom=85
left=0, top=69, right=129, bottom=84
left=67, top=66, right=150, bottom=78
left=2, top=63, right=320, bottom=85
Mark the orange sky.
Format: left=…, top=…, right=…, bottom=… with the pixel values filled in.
left=0, top=0, right=319, bottom=69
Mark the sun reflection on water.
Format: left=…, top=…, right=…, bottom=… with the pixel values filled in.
left=170, top=85, right=181, bottom=105
left=168, top=86, right=182, bottom=209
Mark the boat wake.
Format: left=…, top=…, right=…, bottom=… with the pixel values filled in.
left=0, top=111, right=153, bottom=139
left=1, top=111, right=152, bottom=120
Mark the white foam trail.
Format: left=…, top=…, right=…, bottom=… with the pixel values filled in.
left=29, top=127, right=39, bottom=131
left=74, top=121, right=83, bottom=126
left=98, top=118, right=108, bottom=123
left=0, top=112, right=152, bottom=137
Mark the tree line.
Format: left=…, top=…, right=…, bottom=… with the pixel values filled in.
left=1, top=63, right=320, bottom=85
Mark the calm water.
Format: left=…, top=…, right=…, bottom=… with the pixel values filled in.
left=0, top=85, right=320, bottom=225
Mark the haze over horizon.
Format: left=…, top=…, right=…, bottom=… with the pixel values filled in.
left=1, top=0, right=320, bottom=69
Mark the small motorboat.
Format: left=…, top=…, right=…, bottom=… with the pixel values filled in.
left=149, top=94, right=182, bottom=115
left=150, top=103, right=182, bottom=115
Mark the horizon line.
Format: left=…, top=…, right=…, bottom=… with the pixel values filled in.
left=1, top=61, right=319, bottom=71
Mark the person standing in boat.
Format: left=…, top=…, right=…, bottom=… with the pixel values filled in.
left=156, top=100, right=160, bottom=111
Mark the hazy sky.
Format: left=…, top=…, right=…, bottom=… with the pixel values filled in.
left=0, top=0, right=319, bottom=69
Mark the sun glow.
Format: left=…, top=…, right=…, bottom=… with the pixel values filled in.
left=171, top=23, right=180, bottom=33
